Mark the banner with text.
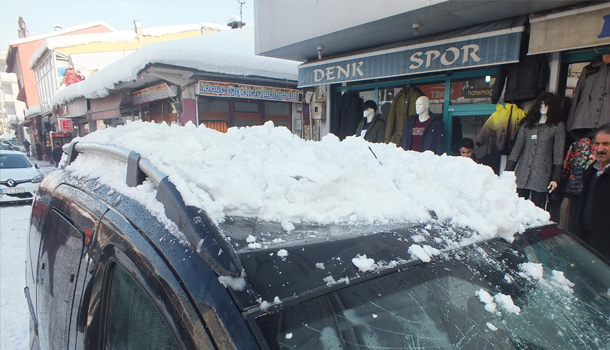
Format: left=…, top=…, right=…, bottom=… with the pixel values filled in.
left=198, top=80, right=300, bottom=102
left=298, top=32, right=522, bottom=87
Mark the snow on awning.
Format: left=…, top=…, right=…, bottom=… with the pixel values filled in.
left=88, top=93, right=124, bottom=121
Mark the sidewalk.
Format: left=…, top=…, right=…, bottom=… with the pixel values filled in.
left=28, top=155, right=58, bottom=176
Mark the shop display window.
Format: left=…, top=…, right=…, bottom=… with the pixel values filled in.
left=449, top=76, right=495, bottom=105
left=264, top=102, right=291, bottom=129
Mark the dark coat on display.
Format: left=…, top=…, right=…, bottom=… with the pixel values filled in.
left=356, top=114, right=386, bottom=143
left=566, top=56, right=610, bottom=132
left=491, top=54, right=550, bottom=104
left=575, top=164, right=610, bottom=260
left=337, top=92, right=363, bottom=140
left=400, top=114, right=445, bottom=155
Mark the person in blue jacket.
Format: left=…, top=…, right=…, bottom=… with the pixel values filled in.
left=400, top=96, right=445, bottom=155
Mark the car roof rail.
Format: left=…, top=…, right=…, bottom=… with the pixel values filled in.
left=65, top=141, right=243, bottom=277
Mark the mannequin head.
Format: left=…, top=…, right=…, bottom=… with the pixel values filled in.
left=362, top=100, right=377, bottom=122
left=523, top=92, right=560, bottom=128
left=415, top=96, right=430, bottom=120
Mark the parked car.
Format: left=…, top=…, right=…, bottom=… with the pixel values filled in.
left=1, top=139, right=27, bottom=152
left=0, top=150, right=43, bottom=203
left=26, top=141, right=610, bottom=350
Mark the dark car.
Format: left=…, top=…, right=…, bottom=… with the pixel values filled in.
left=26, top=141, right=610, bottom=350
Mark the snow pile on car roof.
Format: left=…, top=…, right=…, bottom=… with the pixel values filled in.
left=66, top=121, right=549, bottom=240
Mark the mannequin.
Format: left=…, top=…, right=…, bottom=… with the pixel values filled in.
left=399, top=96, right=445, bottom=155
left=356, top=100, right=386, bottom=143
left=505, top=92, right=566, bottom=209
left=384, top=86, right=422, bottom=145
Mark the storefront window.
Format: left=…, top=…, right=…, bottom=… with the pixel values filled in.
left=234, top=101, right=260, bottom=113
left=264, top=101, right=291, bottom=129
left=449, top=76, right=496, bottom=105
left=199, top=98, right=229, bottom=113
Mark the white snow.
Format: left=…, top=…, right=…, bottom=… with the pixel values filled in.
left=475, top=289, right=521, bottom=315
left=351, top=254, right=377, bottom=272
left=66, top=121, right=550, bottom=244
left=24, top=105, right=41, bottom=118
left=519, top=262, right=575, bottom=294
left=29, top=31, right=138, bottom=68
left=0, top=205, right=33, bottom=350
left=408, top=244, right=441, bottom=262
left=8, top=21, right=117, bottom=46
left=51, top=25, right=300, bottom=106
left=142, top=23, right=216, bottom=37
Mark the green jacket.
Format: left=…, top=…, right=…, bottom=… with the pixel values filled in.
left=356, top=115, right=386, bottom=143
left=384, top=88, right=422, bottom=145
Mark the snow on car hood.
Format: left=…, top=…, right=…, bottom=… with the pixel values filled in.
left=65, top=121, right=550, bottom=242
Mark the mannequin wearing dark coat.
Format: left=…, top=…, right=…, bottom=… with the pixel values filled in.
left=400, top=96, right=445, bottom=155
left=385, top=86, right=423, bottom=145
left=491, top=54, right=549, bottom=104
left=337, top=91, right=363, bottom=140
left=356, top=100, right=386, bottom=143
left=566, top=55, right=610, bottom=132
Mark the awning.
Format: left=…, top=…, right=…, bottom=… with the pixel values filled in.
left=66, top=97, right=88, bottom=117
left=88, top=93, right=123, bottom=121
left=529, top=3, right=610, bottom=55
left=298, top=17, right=526, bottom=87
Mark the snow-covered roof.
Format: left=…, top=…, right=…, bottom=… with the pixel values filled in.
left=142, top=23, right=222, bottom=37
left=24, top=105, right=41, bottom=117
left=51, top=25, right=301, bottom=106
left=8, top=21, right=117, bottom=46
left=29, top=31, right=138, bottom=69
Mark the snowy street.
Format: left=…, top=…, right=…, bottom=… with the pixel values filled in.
left=1, top=160, right=56, bottom=350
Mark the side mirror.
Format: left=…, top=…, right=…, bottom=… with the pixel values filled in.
left=35, top=164, right=40, bottom=169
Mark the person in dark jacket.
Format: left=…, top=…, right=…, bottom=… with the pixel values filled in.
left=52, top=142, right=63, bottom=168
left=356, top=100, right=386, bottom=143
left=400, top=96, right=444, bottom=155
left=575, top=123, right=610, bottom=260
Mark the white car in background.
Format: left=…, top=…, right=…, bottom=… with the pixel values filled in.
left=1, top=139, right=26, bottom=152
left=0, top=150, right=43, bottom=203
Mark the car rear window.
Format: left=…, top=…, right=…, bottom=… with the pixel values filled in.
left=0, top=154, right=32, bottom=168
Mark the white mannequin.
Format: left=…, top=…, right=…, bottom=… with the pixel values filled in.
left=363, top=107, right=375, bottom=124
left=415, top=96, right=431, bottom=122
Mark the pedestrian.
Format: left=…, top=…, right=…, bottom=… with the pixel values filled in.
left=356, top=100, right=386, bottom=143
left=458, top=138, right=479, bottom=162
left=52, top=142, right=63, bottom=168
left=575, top=123, right=610, bottom=260
left=505, top=92, right=566, bottom=209
left=35, top=141, right=42, bottom=161
left=23, top=139, right=31, bottom=157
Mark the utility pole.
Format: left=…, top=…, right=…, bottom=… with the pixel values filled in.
left=238, top=0, right=245, bottom=28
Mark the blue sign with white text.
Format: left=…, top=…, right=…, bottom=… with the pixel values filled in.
left=298, top=32, right=522, bottom=87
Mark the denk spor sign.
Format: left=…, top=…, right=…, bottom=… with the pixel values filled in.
left=298, top=32, right=522, bottom=87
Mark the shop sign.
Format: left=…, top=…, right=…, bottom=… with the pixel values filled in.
left=51, top=133, right=70, bottom=138
left=529, top=4, right=610, bottom=54
left=298, top=32, right=522, bottom=87
left=198, top=80, right=300, bottom=102
left=57, top=118, right=73, bottom=132
left=132, top=83, right=175, bottom=105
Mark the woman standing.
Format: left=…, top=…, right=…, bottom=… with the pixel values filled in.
left=506, top=92, right=566, bottom=209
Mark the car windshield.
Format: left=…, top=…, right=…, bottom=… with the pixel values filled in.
left=7, top=140, right=22, bottom=146
left=254, top=228, right=610, bottom=349
left=0, top=154, right=32, bottom=168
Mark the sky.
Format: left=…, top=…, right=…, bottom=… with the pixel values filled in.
left=0, top=0, right=255, bottom=51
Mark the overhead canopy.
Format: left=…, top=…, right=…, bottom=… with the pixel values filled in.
left=298, top=17, right=526, bottom=87
left=529, top=3, right=610, bottom=55
left=88, top=93, right=124, bottom=121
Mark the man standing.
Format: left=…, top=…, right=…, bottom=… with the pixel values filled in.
left=577, top=123, right=610, bottom=260
left=23, top=139, right=31, bottom=156
left=52, top=142, right=63, bottom=168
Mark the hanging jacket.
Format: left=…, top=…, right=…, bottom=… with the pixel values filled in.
left=491, top=54, right=550, bottom=104
left=356, top=114, right=386, bottom=143
left=561, top=138, right=596, bottom=197
left=566, top=57, right=610, bottom=132
left=400, top=114, right=445, bottom=155
left=475, top=103, right=526, bottom=154
left=337, top=92, right=363, bottom=140
left=506, top=121, right=566, bottom=193
left=384, top=88, right=422, bottom=145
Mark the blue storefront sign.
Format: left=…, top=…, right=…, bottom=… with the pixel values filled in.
left=298, top=31, right=522, bottom=87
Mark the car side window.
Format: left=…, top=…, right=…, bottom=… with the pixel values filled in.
left=104, top=263, right=180, bottom=350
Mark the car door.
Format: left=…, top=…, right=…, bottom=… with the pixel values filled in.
left=35, top=184, right=107, bottom=350
left=75, top=208, right=215, bottom=350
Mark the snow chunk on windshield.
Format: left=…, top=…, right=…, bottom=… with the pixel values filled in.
left=67, top=121, right=550, bottom=240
